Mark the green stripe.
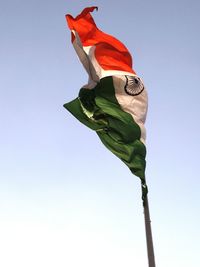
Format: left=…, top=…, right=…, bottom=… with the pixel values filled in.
left=64, top=76, right=147, bottom=200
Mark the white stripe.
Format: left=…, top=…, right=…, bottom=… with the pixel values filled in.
left=72, top=32, right=99, bottom=85
left=112, top=75, right=148, bottom=143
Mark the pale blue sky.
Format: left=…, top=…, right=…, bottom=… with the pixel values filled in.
left=0, top=0, right=200, bottom=266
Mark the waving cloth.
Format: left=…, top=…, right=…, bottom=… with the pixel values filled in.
left=64, top=7, right=148, bottom=201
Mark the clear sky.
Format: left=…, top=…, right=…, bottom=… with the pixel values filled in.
left=1, top=0, right=200, bottom=266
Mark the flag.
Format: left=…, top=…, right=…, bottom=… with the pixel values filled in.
left=64, top=7, right=148, bottom=200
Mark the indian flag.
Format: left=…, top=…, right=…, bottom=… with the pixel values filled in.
left=64, top=7, right=148, bottom=200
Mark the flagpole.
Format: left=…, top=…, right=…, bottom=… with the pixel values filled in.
left=143, top=192, right=156, bottom=267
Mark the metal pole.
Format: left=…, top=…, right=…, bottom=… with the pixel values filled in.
left=143, top=194, right=156, bottom=267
